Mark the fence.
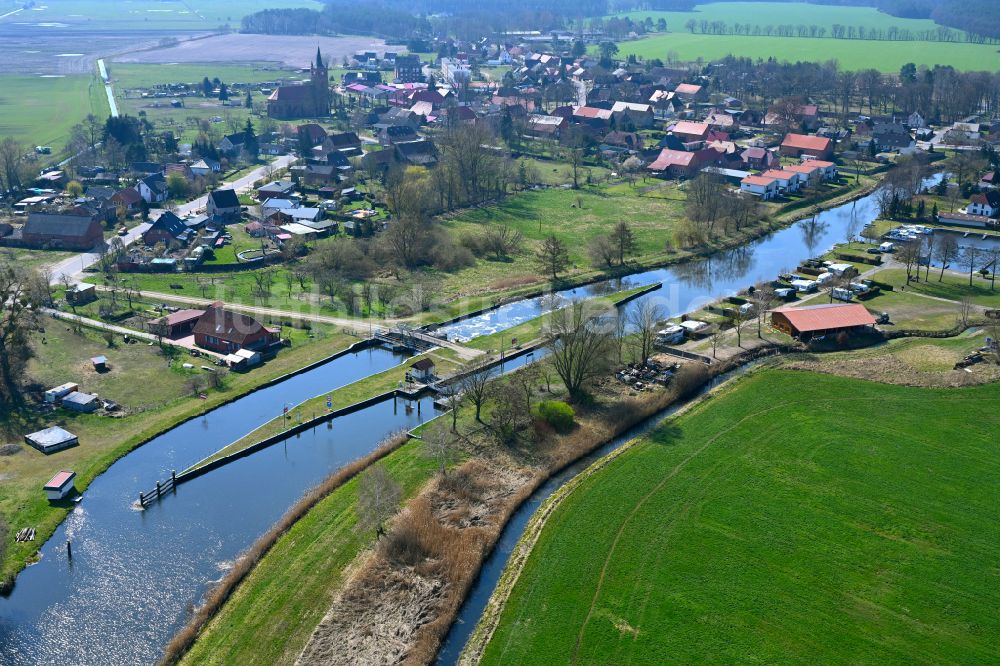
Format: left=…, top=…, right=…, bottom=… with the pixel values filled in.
left=138, top=470, right=177, bottom=507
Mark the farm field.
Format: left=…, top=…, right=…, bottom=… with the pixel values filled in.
left=109, top=62, right=310, bottom=89
left=0, top=73, right=108, bottom=156
left=113, top=33, right=393, bottom=66
left=612, top=3, right=1000, bottom=71
left=620, top=2, right=952, bottom=34
left=480, top=369, right=1000, bottom=664
left=617, top=32, right=1000, bottom=72
left=0, top=0, right=323, bottom=32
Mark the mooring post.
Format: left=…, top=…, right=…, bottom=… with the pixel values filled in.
left=66, top=539, right=72, bottom=559
left=171, top=470, right=176, bottom=484
left=417, top=400, right=421, bottom=415
left=139, top=491, right=144, bottom=505
left=155, top=480, right=161, bottom=497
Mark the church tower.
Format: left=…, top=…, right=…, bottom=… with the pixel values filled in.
left=310, top=47, right=330, bottom=116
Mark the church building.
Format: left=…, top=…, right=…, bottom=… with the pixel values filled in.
left=267, top=48, right=331, bottom=120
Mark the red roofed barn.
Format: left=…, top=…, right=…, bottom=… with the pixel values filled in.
left=771, top=303, right=876, bottom=339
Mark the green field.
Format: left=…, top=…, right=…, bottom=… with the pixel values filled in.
left=0, top=0, right=323, bottom=31
left=109, top=62, right=311, bottom=88
left=480, top=369, right=1000, bottom=664
left=0, top=73, right=108, bottom=155
left=613, top=3, right=1000, bottom=71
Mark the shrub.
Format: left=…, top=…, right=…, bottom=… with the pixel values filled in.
left=536, top=400, right=575, bottom=432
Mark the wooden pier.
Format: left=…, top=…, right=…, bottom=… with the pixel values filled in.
left=138, top=470, right=177, bottom=507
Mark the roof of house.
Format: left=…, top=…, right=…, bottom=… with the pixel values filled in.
left=193, top=303, right=268, bottom=344
left=23, top=213, right=99, bottom=238
left=762, top=169, right=798, bottom=181
left=740, top=147, right=768, bottom=160
left=783, top=163, right=821, bottom=174
left=113, top=187, right=142, bottom=205
left=146, top=211, right=188, bottom=240
left=150, top=308, right=205, bottom=327
left=326, top=132, right=362, bottom=148
left=671, top=120, right=709, bottom=137
left=209, top=189, right=240, bottom=209
left=142, top=173, right=168, bottom=193
left=43, top=470, right=76, bottom=491
left=781, top=133, right=832, bottom=152
left=742, top=175, right=776, bottom=187
left=258, top=180, right=295, bottom=193
left=674, top=83, right=702, bottom=95
left=971, top=190, right=1000, bottom=206
left=411, top=358, right=435, bottom=370
left=804, top=159, right=835, bottom=168
left=573, top=106, right=613, bottom=120
left=63, top=391, right=98, bottom=406
left=611, top=101, right=652, bottom=113
left=649, top=149, right=696, bottom=170
left=773, top=303, right=876, bottom=332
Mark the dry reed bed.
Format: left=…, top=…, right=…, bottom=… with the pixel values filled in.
left=160, top=430, right=410, bottom=666
left=296, top=364, right=713, bottom=666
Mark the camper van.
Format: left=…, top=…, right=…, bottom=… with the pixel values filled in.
left=655, top=325, right=685, bottom=346
left=879, top=241, right=895, bottom=252
left=831, top=287, right=854, bottom=301
left=791, top=279, right=817, bottom=293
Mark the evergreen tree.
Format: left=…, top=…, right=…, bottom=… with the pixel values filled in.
left=202, top=77, right=213, bottom=97
left=218, top=82, right=229, bottom=101
left=245, top=90, right=253, bottom=108
left=243, top=117, right=259, bottom=159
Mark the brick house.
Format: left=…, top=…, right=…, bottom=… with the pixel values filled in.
left=192, top=302, right=279, bottom=354
left=780, top=133, right=833, bottom=160
left=21, top=213, right=104, bottom=250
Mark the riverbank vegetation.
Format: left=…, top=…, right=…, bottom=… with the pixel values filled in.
left=475, top=368, right=1000, bottom=664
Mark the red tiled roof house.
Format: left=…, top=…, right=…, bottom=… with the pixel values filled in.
left=780, top=133, right=833, bottom=159
left=192, top=302, right=279, bottom=354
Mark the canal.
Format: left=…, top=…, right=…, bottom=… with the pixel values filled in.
left=0, top=175, right=942, bottom=664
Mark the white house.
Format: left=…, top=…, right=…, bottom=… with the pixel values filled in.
left=966, top=191, right=1000, bottom=217
left=43, top=470, right=76, bottom=500
left=740, top=175, right=778, bottom=200
left=761, top=169, right=802, bottom=193
left=138, top=173, right=168, bottom=204
left=410, top=358, right=435, bottom=382
left=803, top=159, right=838, bottom=180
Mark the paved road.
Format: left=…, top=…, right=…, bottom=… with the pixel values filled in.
left=46, top=155, right=296, bottom=284
left=100, top=287, right=378, bottom=333
left=97, top=59, right=119, bottom=118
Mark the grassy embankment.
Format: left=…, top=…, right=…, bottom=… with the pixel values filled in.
left=478, top=368, right=1000, bottom=664
left=614, top=2, right=1000, bottom=71
left=0, top=319, right=355, bottom=588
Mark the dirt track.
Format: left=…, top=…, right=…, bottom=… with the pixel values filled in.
left=113, top=33, right=391, bottom=66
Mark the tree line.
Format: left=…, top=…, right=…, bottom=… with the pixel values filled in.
left=679, top=18, right=989, bottom=43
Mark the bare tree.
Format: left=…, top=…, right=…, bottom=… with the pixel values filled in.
left=422, top=423, right=458, bottom=475
left=749, top=284, right=776, bottom=338
left=958, top=295, right=975, bottom=329
left=935, top=235, right=960, bottom=281
left=487, top=382, right=530, bottom=446
left=0, top=262, right=42, bottom=405
left=897, top=242, right=921, bottom=283
left=534, top=235, right=570, bottom=281
left=960, top=246, right=980, bottom=286
left=439, top=379, right=464, bottom=431
left=482, top=224, right=524, bottom=261
left=356, top=463, right=401, bottom=539
left=460, top=357, right=496, bottom=422
left=628, top=300, right=664, bottom=364
left=545, top=300, right=614, bottom=399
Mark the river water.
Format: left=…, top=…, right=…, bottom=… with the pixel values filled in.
left=0, top=344, right=431, bottom=665
left=0, top=176, right=943, bottom=665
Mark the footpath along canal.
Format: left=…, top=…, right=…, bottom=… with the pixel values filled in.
left=0, top=174, right=941, bottom=664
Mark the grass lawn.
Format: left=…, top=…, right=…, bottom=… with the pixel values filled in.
left=860, top=288, right=962, bottom=330
left=187, top=347, right=462, bottom=472
left=0, top=73, right=109, bottom=157
left=178, top=437, right=440, bottom=665
left=875, top=267, right=1000, bottom=308
left=613, top=2, right=1000, bottom=72
left=443, top=181, right=685, bottom=269
left=480, top=369, right=1000, bottom=664
left=0, top=247, right=75, bottom=273
left=0, top=320, right=356, bottom=587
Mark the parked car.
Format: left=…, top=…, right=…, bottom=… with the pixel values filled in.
left=866, top=247, right=882, bottom=255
